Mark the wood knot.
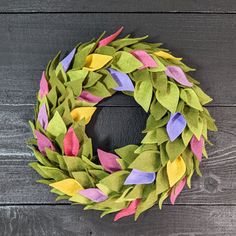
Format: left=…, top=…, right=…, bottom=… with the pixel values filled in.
left=204, top=176, right=219, bottom=193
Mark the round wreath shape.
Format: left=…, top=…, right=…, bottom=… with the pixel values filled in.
left=28, top=27, right=217, bottom=221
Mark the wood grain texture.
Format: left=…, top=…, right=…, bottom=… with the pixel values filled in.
left=0, top=106, right=235, bottom=204
left=0, top=0, right=236, bottom=13
left=0, top=14, right=236, bottom=105
left=0, top=205, right=236, bottom=236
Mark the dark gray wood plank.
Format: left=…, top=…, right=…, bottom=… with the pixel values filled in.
left=0, top=106, right=235, bottom=204
left=0, top=205, right=235, bottom=236
left=1, top=0, right=236, bottom=13
left=0, top=14, right=236, bottom=105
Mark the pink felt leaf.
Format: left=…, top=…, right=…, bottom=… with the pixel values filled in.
left=190, top=135, right=204, bottom=162
left=35, top=130, right=55, bottom=156
left=79, top=188, right=108, bottom=202
left=98, top=26, right=124, bottom=47
left=114, top=199, right=141, bottom=221
left=97, top=149, right=122, bottom=173
left=37, top=104, right=48, bottom=130
left=170, top=177, right=187, bottom=205
left=131, top=50, right=157, bottom=69
left=77, top=91, right=103, bottom=103
left=165, top=66, right=193, bottom=87
left=63, top=127, right=80, bottom=156
left=39, top=71, right=49, bottom=99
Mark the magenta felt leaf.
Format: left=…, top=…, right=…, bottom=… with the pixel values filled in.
left=77, top=91, right=103, bottom=103
left=37, top=104, right=48, bottom=130
left=114, top=199, right=141, bottom=221
left=63, top=127, right=80, bottom=156
left=79, top=188, right=108, bottom=202
left=98, top=26, right=124, bottom=47
left=39, top=71, right=49, bottom=99
left=97, top=149, right=122, bottom=173
left=190, top=135, right=204, bottom=161
left=60, top=48, right=76, bottom=72
left=131, top=50, right=157, bottom=69
left=170, top=177, right=186, bottom=205
left=166, top=112, right=187, bottom=141
left=124, top=169, right=155, bottom=185
left=107, top=68, right=134, bottom=91
left=165, top=66, right=193, bottom=87
left=35, top=130, right=55, bottom=156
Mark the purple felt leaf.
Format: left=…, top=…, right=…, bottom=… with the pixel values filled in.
left=77, top=91, right=103, bottom=103
left=97, top=149, right=122, bottom=173
left=35, top=130, right=55, bottom=156
left=124, top=169, right=155, bottom=185
left=166, top=112, right=187, bottom=141
left=60, top=48, right=76, bottom=72
left=39, top=71, right=49, bottom=99
left=190, top=135, right=204, bottom=161
left=107, top=68, right=134, bottom=91
left=131, top=50, right=157, bottom=69
left=165, top=66, right=193, bottom=87
left=79, top=188, right=108, bottom=202
left=37, top=104, right=48, bottom=130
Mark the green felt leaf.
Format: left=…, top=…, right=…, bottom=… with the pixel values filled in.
left=193, top=156, right=202, bottom=177
left=88, top=170, right=109, bottom=181
left=134, top=79, right=153, bottom=112
left=49, top=71, right=65, bottom=95
left=180, top=88, right=203, bottom=111
left=148, top=56, right=166, bottom=72
left=131, top=69, right=150, bottom=82
left=156, top=166, right=169, bottom=195
left=141, top=127, right=169, bottom=145
left=158, top=190, right=169, bottom=209
left=134, top=144, right=158, bottom=154
left=115, top=187, right=134, bottom=202
left=70, top=194, right=92, bottom=204
left=182, top=148, right=194, bottom=176
left=99, top=171, right=129, bottom=192
left=201, top=108, right=218, bottom=131
left=125, top=184, right=145, bottom=201
left=192, top=85, right=213, bottom=105
left=36, top=179, right=54, bottom=185
left=187, top=169, right=194, bottom=188
left=45, top=148, right=59, bottom=164
left=83, top=71, right=102, bottom=88
left=67, top=69, right=88, bottom=82
left=71, top=171, right=94, bottom=188
left=63, top=156, right=87, bottom=172
left=46, top=111, right=67, bottom=137
left=65, top=79, right=82, bottom=96
left=129, top=150, right=161, bottom=172
left=32, top=148, right=53, bottom=167
left=82, top=155, right=103, bottom=170
left=151, top=71, right=168, bottom=91
left=95, top=45, right=116, bottom=56
left=143, top=114, right=169, bottom=132
left=86, top=81, right=111, bottom=97
left=81, top=138, right=93, bottom=160
left=182, top=127, right=193, bottom=146
left=156, top=81, right=179, bottom=113
left=100, top=69, right=118, bottom=89
left=47, top=87, right=58, bottom=111
left=160, top=143, right=169, bottom=166
left=49, top=51, right=61, bottom=77
left=111, top=51, right=143, bottom=73
left=115, top=145, right=138, bottom=165
left=166, top=138, right=186, bottom=162
left=150, top=98, right=167, bottom=120
left=29, top=162, right=51, bottom=179
left=56, top=63, right=68, bottom=83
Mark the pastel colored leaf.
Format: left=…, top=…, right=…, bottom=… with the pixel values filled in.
left=60, top=48, right=76, bottom=72
left=37, top=103, right=48, bottom=129
left=190, top=135, right=204, bottom=161
left=71, top=107, right=96, bottom=124
left=165, top=66, right=193, bottom=87
left=50, top=178, right=84, bottom=197
left=154, top=51, right=182, bottom=61
left=111, top=51, right=143, bottom=73
left=39, top=71, right=49, bottom=99
left=98, top=26, right=124, bottom=47
left=167, top=156, right=186, bottom=187
left=166, top=138, right=186, bottom=162
left=84, top=54, right=113, bottom=71
left=97, top=149, right=122, bottom=173
left=180, top=88, right=203, bottom=111
left=124, top=169, right=155, bottom=185
left=114, top=199, right=141, bottom=221
left=46, top=111, right=67, bottom=137
left=134, top=79, right=153, bottom=112
left=35, top=130, right=55, bottom=156
left=156, top=81, right=179, bottom=113
left=170, top=177, right=186, bottom=205
left=63, top=127, right=80, bottom=156
left=166, top=112, right=186, bottom=141
left=78, top=90, right=103, bottom=103
left=107, top=68, right=134, bottom=91
left=131, top=50, right=157, bottom=69
left=79, top=188, right=108, bottom=202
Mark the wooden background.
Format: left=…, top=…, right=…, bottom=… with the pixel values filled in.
left=0, top=1, right=236, bottom=235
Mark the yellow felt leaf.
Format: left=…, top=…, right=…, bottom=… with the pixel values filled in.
left=50, top=178, right=84, bottom=196
left=84, top=54, right=113, bottom=71
left=71, top=107, right=96, bottom=124
left=154, top=51, right=182, bottom=61
left=167, top=156, right=186, bottom=187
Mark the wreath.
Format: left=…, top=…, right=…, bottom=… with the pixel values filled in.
left=28, top=27, right=217, bottom=221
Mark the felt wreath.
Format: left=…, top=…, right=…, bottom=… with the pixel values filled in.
left=28, top=27, right=217, bottom=221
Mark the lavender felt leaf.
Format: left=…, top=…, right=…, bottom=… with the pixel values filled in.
left=37, top=104, right=48, bottom=130
left=79, top=188, right=108, bottom=202
left=124, top=169, right=155, bottom=185
left=60, top=48, right=76, bottom=72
